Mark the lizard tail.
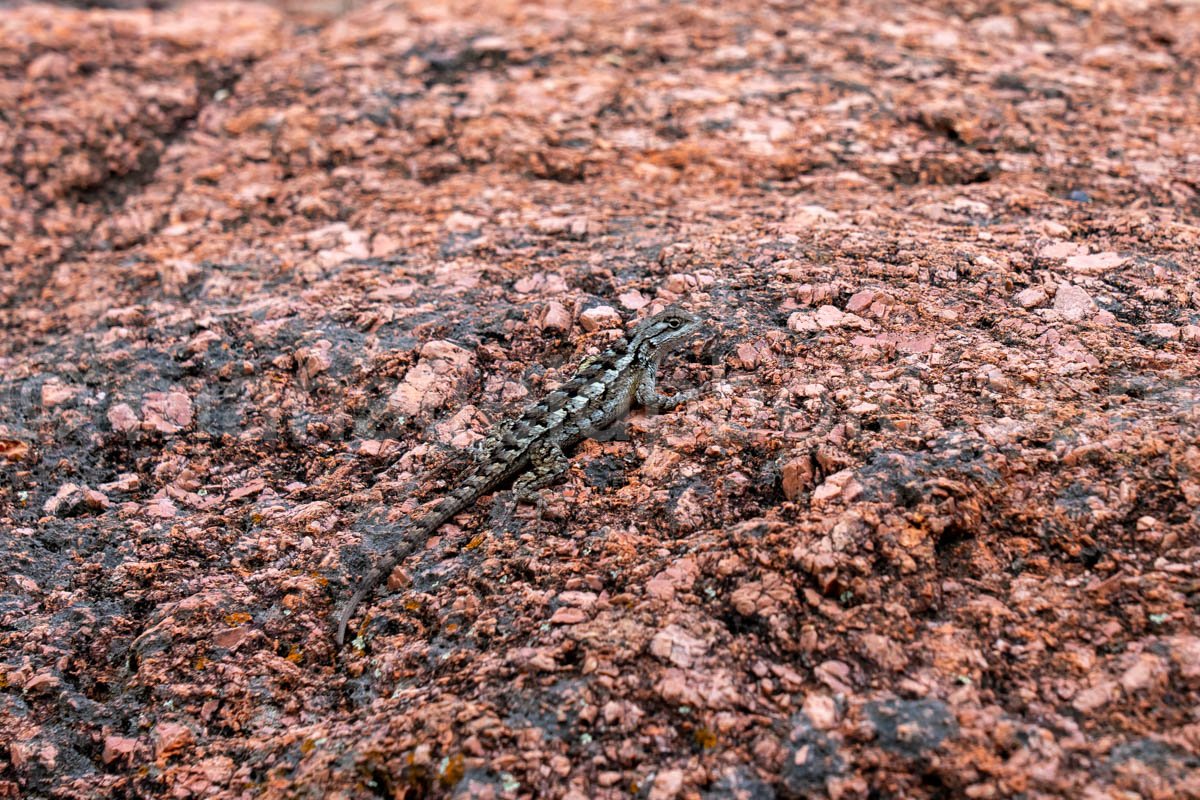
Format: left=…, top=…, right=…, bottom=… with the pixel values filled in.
left=335, top=560, right=385, bottom=646
left=334, top=581, right=372, bottom=646
left=334, top=481, right=489, bottom=646
left=334, top=533, right=423, bottom=645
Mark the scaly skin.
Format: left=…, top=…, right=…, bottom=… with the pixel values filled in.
left=335, top=308, right=703, bottom=645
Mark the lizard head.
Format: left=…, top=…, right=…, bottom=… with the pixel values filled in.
left=633, top=308, right=702, bottom=360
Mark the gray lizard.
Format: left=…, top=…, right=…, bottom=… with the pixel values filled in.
left=335, top=307, right=703, bottom=645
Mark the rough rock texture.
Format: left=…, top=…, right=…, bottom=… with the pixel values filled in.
left=2, top=1, right=1200, bottom=798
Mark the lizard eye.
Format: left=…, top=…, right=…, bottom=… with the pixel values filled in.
left=667, top=318, right=683, bottom=329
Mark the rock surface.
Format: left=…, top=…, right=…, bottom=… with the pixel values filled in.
left=2, top=1, right=1199, bottom=798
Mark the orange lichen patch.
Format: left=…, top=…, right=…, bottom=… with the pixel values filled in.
left=693, top=727, right=718, bottom=750
left=438, top=753, right=465, bottom=787
left=0, top=440, right=30, bottom=462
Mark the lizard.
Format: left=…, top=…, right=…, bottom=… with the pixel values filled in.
left=334, top=307, right=704, bottom=645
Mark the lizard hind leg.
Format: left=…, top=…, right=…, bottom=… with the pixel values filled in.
left=512, top=439, right=571, bottom=504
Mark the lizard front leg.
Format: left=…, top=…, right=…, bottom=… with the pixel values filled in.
left=635, top=366, right=695, bottom=413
